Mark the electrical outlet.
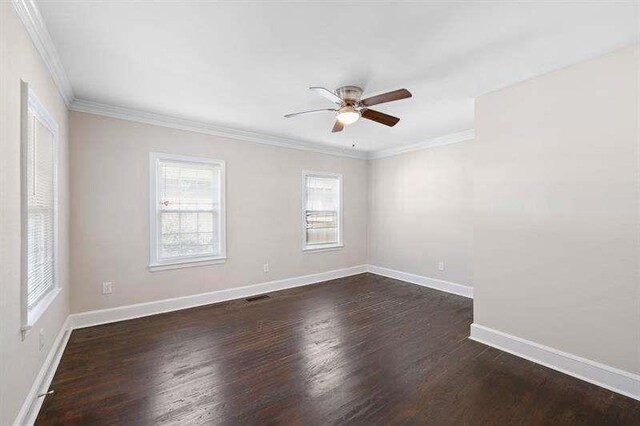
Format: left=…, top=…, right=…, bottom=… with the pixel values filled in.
left=263, top=263, right=269, bottom=273
left=39, top=329, right=45, bottom=351
left=438, top=261, right=445, bottom=271
left=102, top=281, right=113, bottom=295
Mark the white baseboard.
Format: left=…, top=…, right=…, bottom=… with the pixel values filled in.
left=16, top=264, right=366, bottom=424
left=69, top=264, right=367, bottom=329
left=470, top=323, right=640, bottom=401
left=14, top=317, right=72, bottom=426
left=19, top=267, right=637, bottom=426
left=367, top=265, right=473, bottom=298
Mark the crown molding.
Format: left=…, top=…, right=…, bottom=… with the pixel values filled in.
left=69, top=98, right=472, bottom=160
left=12, top=0, right=74, bottom=106
left=70, top=99, right=368, bottom=159
left=12, top=0, right=472, bottom=161
left=368, top=129, right=475, bottom=160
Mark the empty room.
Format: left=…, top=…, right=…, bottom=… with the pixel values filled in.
left=1, top=0, right=639, bottom=424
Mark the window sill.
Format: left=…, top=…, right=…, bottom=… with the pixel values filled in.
left=303, top=244, right=344, bottom=253
left=22, top=287, right=62, bottom=339
left=149, top=257, right=227, bottom=272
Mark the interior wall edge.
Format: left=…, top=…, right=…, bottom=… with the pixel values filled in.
left=470, top=323, right=640, bottom=401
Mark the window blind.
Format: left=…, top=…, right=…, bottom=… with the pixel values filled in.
left=156, top=159, right=221, bottom=261
left=304, top=174, right=340, bottom=246
left=26, top=112, right=56, bottom=309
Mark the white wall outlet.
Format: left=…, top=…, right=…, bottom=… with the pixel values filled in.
left=263, top=263, right=270, bottom=273
left=102, top=281, right=113, bottom=295
left=39, top=329, right=45, bottom=351
left=438, top=261, right=445, bottom=271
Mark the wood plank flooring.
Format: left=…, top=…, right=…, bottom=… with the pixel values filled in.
left=37, top=273, right=640, bottom=424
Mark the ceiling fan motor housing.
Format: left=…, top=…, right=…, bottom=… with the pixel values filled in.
left=336, top=86, right=364, bottom=105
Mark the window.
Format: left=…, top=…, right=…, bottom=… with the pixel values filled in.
left=303, top=171, right=342, bottom=251
left=20, top=82, right=60, bottom=335
left=149, top=153, right=226, bottom=271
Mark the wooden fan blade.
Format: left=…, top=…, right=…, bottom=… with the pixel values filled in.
left=310, top=87, right=343, bottom=105
left=361, top=109, right=400, bottom=127
left=332, top=120, right=344, bottom=133
left=361, top=88, right=412, bottom=107
left=284, top=108, right=336, bottom=118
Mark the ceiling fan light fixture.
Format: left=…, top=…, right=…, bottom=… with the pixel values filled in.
left=336, top=106, right=360, bottom=125
left=285, top=86, right=410, bottom=132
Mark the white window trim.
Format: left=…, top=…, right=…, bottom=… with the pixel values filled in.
left=302, top=170, right=343, bottom=252
left=20, top=81, right=60, bottom=339
left=148, top=152, right=227, bottom=272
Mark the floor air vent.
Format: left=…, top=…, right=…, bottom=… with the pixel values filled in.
left=245, top=294, right=270, bottom=302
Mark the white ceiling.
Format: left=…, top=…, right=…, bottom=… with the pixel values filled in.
left=38, top=1, right=638, bottom=153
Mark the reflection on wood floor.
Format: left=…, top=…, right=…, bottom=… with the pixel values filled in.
left=37, top=273, right=640, bottom=424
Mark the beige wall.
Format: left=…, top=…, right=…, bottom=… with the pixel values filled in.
left=0, top=4, right=70, bottom=424
left=368, top=142, right=474, bottom=287
left=474, top=46, right=639, bottom=374
left=4, top=4, right=637, bottom=417
left=69, top=111, right=368, bottom=313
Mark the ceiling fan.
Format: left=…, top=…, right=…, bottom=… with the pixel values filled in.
left=284, top=86, right=412, bottom=133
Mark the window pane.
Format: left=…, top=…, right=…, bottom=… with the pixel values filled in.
left=156, top=159, right=221, bottom=261
left=159, top=161, right=219, bottom=211
left=26, top=113, right=56, bottom=308
left=304, top=174, right=340, bottom=246
left=160, top=243, right=183, bottom=259
left=198, top=232, right=213, bottom=245
left=180, top=212, right=198, bottom=233
left=198, top=212, right=213, bottom=232
left=161, top=212, right=180, bottom=234
left=306, top=175, right=339, bottom=211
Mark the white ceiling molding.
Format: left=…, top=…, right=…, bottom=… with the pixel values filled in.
left=71, top=98, right=473, bottom=161
left=12, top=0, right=74, bottom=106
left=368, top=129, right=475, bottom=160
left=70, top=99, right=367, bottom=160
left=15, top=0, right=470, bottom=161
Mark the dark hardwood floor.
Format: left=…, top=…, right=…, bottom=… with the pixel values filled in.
left=37, top=273, right=639, bottom=425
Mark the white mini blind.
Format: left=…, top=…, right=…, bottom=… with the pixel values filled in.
left=155, top=158, right=222, bottom=262
left=304, top=173, right=341, bottom=247
left=26, top=107, right=56, bottom=309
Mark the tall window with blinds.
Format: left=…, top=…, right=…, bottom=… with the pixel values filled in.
left=21, top=84, right=59, bottom=332
left=303, top=172, right=343, bottom=251
left=149, top=153, right=226, bottom=271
